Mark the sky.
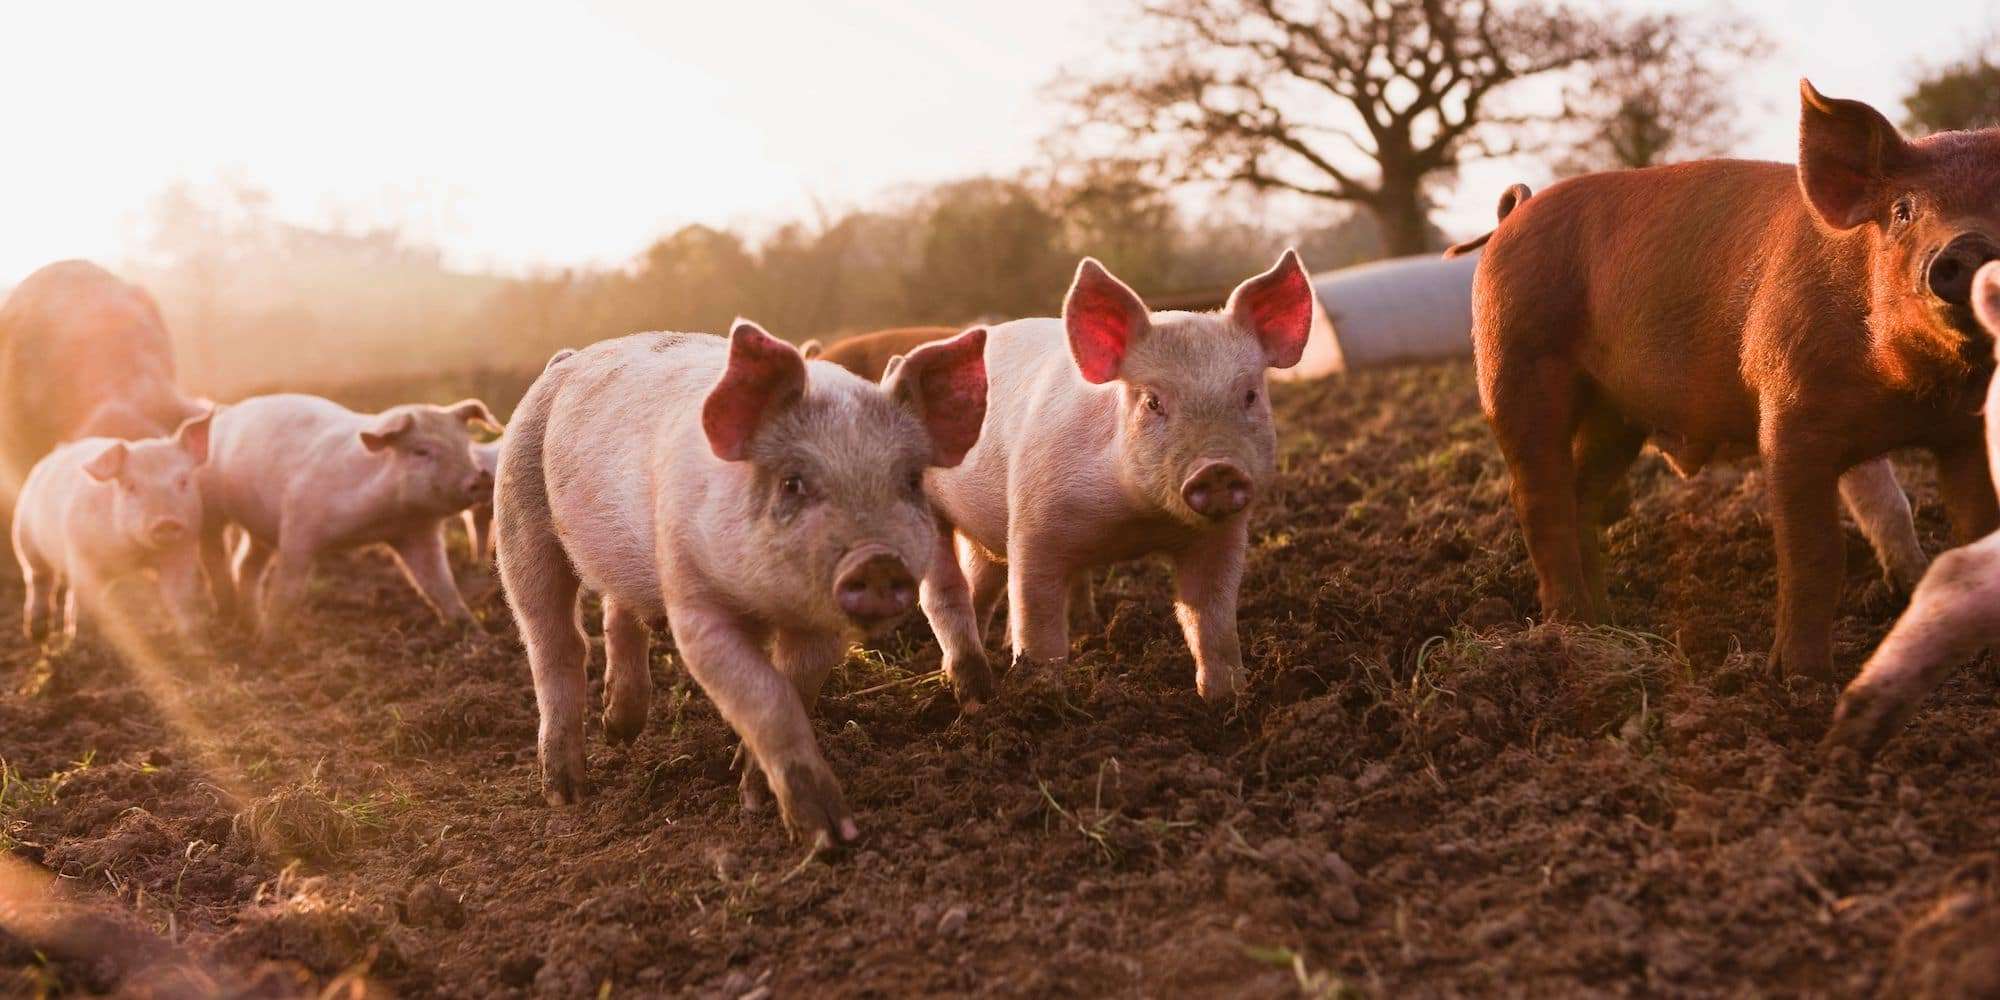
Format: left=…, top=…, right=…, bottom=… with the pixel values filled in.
left=0, top=0, right=1991, bottom=286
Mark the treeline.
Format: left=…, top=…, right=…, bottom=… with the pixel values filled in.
left=132, top=171, right=1394, bottom=400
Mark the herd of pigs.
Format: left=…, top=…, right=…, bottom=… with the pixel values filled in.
left=5, top=82, right=2000, bottom=855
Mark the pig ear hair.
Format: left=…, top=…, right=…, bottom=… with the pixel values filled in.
left=359, top=411, right=415, bottom=452
left=447, top=398, right=503, bottom=434
left=884, top=327, right=987, bottom=468
left=1064, top=258, right=1150, bottom=384
left=1798, top=79, right=1913, bottom=231
left=83, top=442, right=129, bottom=482
left=1974, top=261, right=2000, bottom=340
left=173, top=407, right=215, bottom=465
left=1227, top=248, right=1314, bottom=370
left=703, top=319, right=808, bottom=462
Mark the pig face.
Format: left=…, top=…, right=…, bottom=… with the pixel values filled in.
left=82, top=410, right=213, bottom=554
left=1798, top=80, right=2000, bottom=366
left=1064, top=250, right=1313, bottom=526
left=359, top=400, right=502, bottom=515
left=703, top=320, right=987, bottom=635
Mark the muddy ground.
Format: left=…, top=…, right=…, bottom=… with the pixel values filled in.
left=4, top=359, right=2000, bottom=998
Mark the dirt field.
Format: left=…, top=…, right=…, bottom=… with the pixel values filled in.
left=5, top=358, right=2000, bottom=998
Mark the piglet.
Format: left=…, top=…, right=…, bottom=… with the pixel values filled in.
left=921, top=251, right=1312, bottom=701
left=1827, top=261, right=2000, bottom=758
left=13, top=411, right=215, bottom=646
left=198, top=394, right=500, bottom=637
left=497, top=321, right=986, bottom=844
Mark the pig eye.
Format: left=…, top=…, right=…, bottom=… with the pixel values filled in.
left=1243, top=388, right=1258, bottom=407
left=780, top=474, right=808, bottom=497
left=1892, top=197, right=1915, bottom=225
left=1142, top=391, right=1163, bottom=414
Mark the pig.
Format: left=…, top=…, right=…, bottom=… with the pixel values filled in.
left=496, top=321, right=987, bottom=844
left=460, top=436, right=502, bottom=564
left=197, top=394, right=500, bottom=637
left=1826, top=262, right=2000, bottom=757
left=13, top=411, right=215, bottom=646
left=0, top=260, right=205, bottom=504
left=817, top=326, right=961, bottom=380
left=1459, top=81, right=2000, bottom=680
left=918, top=251, right=1313, bottom=702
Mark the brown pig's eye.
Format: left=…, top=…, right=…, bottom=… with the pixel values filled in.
left=781, top=474, right=807, bottom=497
left=1143, top=392, right=1163, bottom=414
left=1244, top=388, right=1258, bottom=407
left=1893, top=198, right=1914, bottom=224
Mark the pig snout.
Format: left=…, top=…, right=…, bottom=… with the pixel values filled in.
left=466, top=467, right=494, bottom=501
left=1928, top=234, right=2000, bottom=306
left=1181, top=461, right=1253, bottom=520
left=148, top=518, right=189, bottom=546
left=833, top=546, right=918, bottom=629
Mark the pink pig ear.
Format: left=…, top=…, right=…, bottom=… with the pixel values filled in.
left=1064, top=258, right=1150, bottom=384
left=174, top=408, right=215, bottom=465
left=884, top=327, right=987, bottom=467
left=359, top=411, right=415, bottom=452
left=1226, top=248, right=1314, bottom=370
left=83, top=442, right=129, bottom=483
left=1974, top=261, right=2000, bottom=341
left=447, top=398, right=503, bottom=434
left=703, top=319, right=808, bottom=461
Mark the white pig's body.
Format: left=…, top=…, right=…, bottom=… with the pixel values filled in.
left=199, top=393, right=498, bottom=635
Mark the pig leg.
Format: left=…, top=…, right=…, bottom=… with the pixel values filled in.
left=387, top=525, right=474, bottom=625
left=232, top=536, right=275, bottom=631
left=1762, top=432, right=1845, bottom=681
left=669, top=603, right=857, bottom=844
left=198, top=524, right=238, bottom=620
left=1173, top=520, right=1249, bottom=702
left=1486, top=364, right=1594, bottom=622
left=472, top=504, right=496, bottom=563
left=20, top=557, right=54, bottom=643
left=600, top=596, right=653, bottom=743
left=1825, top=536, right=2000, bottom=758
left=1069, top=574, right=1100, bottom=634
left=1839, top=458, right=1926, bottom=593
left=920, top=526, right=997, bottom=706
left=740, top=629, right=849, bottom=812
left=156, top=549, right=209, bottom=645
left=256, top=534, right=319, bottom=642
left=500, top=528, right=588, bottom=806
left=1935, top=439, right=2000, bottom=545
left=1571, top=401, right=1646, bottom=623
left=1005, top=536, right=1073, bottom=679
left=963, top=540, right=1007, bottom=640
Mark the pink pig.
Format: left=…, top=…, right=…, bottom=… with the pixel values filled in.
left=197, top=394, right=501, bottom=637
left=496, top=322, right=986, bottom=845
left=13, top=412, right=215, bottom=646
left=919, top=251, right=1313, bottom=702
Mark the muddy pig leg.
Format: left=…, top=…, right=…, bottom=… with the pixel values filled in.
left=1005, top=531, right=1072, bottom=683
left=1826, top=536, right=2000, bottom=758
left=740, top=628, right=847, bottom=813
left=1486, top=358, right=1594, bottom=622
left=964, top=540, right=1007, bottom=641
left=1173, top=520, right=1248, bottom=703
left=919, top=525, right=996, bottom=707
left=1762, top=424, right=1845, bottom=681
left=1572, top=399, right=1646, bottom=623
left=1839, top=458, right=1926, bottom=593
left=601, top=595, right=653, bottom=743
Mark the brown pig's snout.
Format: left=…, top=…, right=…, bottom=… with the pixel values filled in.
left=1928, top=234, right=2000, bottom=306
left=833, top=546, right=918, bottom=629
left=1181, top=461, right=1253, bottom=520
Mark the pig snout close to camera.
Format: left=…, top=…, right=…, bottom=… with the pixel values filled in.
left=495, top=322, right=987, bottom=846
left=1827, top=262, right=2000, bottom=758
left=1466, top=80, right=2000, bottom=682
left=12, top=410, right=215, bottom=648
left=198, top=394, right=502, bottom=639
left=920, top=250, right=1314, bottom=703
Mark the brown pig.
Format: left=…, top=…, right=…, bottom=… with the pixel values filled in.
left=496, top=322, right=988, bottom=844
left=816, top=326, right=961, bottom=380
left=1463, top=81, right=2000, bottom=680
left=1826, top=262, right=2000, bottom=756
left=919, top=251, right=1313, bottom=702
left=0, top=261, right=205, bottom=502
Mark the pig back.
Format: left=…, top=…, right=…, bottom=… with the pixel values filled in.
left=0, top=262, right=193, bottom=493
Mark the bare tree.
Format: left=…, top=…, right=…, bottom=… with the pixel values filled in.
left=1903, top=43, right=2000, bottom=135
left=1557, top=11, right=1769, bottom=173
left=1057, top=0, right=1630, bottom=257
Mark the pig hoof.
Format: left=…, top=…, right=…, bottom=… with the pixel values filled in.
left=541, top=761, right=586, bottom=806
left=602, top=705, right=646, bottom=744
left=1822, top=690, right=1898, bottom=763
left=771, top=759, right=857, bottom=846
left=1196, top=669, right=1243, bottom=704
left=948, top=654, right=998, bottom=709
left=739, top=765, right=771, bottom=814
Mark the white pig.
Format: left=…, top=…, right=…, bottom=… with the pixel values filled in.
left=497, top=322, right=987, bottom=845
left=13, top=411, right=214, bottom=644
left=1828, top=261, right=2000, bottom=757
left=920, top=251, right=1314, bottom=702
left=198, top=394, right=500, bottom=638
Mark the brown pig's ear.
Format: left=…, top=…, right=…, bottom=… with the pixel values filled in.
left=703, top=319, right=808, bottom=462
left=174, top=408, right=215, bottom=465
left=884, top=327, right=987, bottom=468
left=1798, top=79, right=1914, bottom=231
left=1064, top=258, right=1150, bottom=384
left=1974, top=261, right=2000, bottom=341
left=448, top=398, right=503, bottom=434
left=359, top=411, right=415, bottom=452
left=1227, top=248, right=1314, bottom=369
left=83, top=442, right=129, bottom=482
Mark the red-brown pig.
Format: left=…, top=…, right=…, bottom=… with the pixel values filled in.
left=496, top=322, right=988, bottom=846
left=919, top=251, right=1313, bottom=702
left=198, top=394, right=501, bottom=638
left=13, top=411, right=215, bottom=647
left=816, top=326, right=961, bottom=380
left=0, top=261, right=204, bottom=503
left=1827, top=262, right=2000, bottom=756
left=1462, top=81, right=2000, bottom=681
